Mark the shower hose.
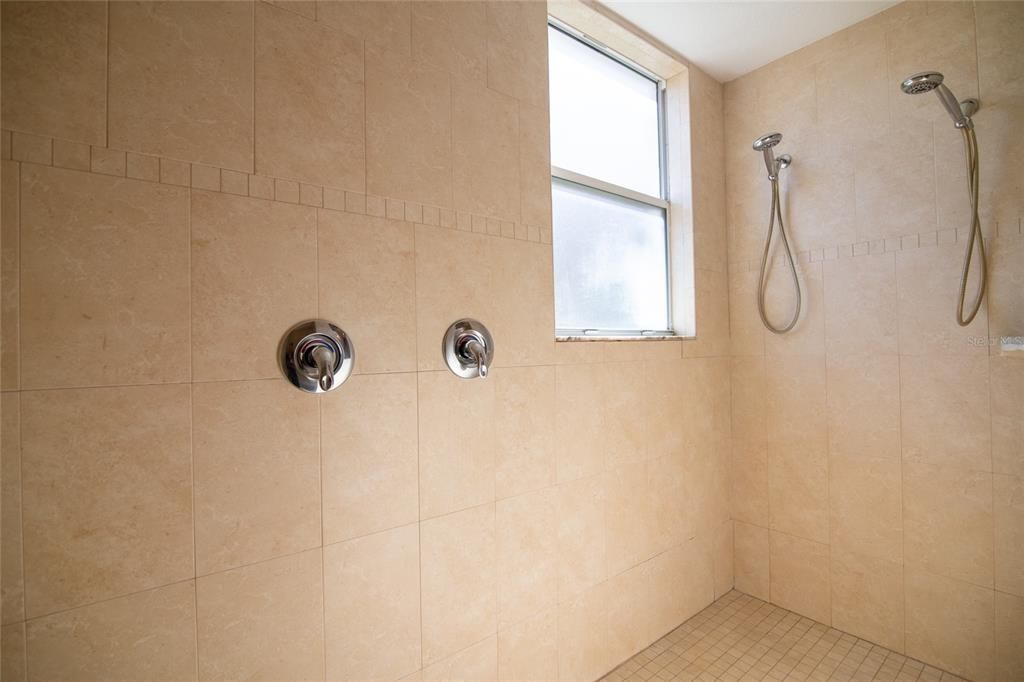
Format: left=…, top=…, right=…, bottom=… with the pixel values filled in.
left=955, top=125, right=986, bottom=326
left=756, top=172, right=801, bottom=334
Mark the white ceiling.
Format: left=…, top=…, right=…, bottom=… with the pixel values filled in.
left=600, top=1, right=899, bottom=82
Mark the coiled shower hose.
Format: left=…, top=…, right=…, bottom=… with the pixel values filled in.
left=955, top=125, right=986, bottom=326
left=756, top=173, right=801, bottom=334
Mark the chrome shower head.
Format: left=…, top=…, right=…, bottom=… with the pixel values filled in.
left=752, top=132, right=782, bottom=152
left=901, top=71, right=944, bottom=95
left=753, top=132, right=787, bottom=179
left=900, top=71, right=975, bottom=128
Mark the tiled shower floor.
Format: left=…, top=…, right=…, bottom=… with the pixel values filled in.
left=600, top=591, right=966, bottom=682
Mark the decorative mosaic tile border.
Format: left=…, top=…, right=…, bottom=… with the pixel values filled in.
left=0, top=129, right=552, bottom=245
left=728, top=216, right=1023, bottom=274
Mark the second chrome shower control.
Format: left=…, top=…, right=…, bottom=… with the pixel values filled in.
left=443, top=319, right=494, bottom=379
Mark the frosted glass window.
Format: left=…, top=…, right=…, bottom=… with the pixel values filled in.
left=552, top=178, right=669, bottom=332
left=548, top=25, right=661, bottom=197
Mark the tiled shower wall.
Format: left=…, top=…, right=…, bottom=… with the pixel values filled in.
left=724, top=2, right=1022, bottom=681
left=0, top=1, right=733, bottom=680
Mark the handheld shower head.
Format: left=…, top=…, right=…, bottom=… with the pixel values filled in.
left=753, top=133, right=786, bottom=178
left=901, top=71, right=974, bottom=128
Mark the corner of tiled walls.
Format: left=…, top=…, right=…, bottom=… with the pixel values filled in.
left=0, top=1, right=734, bottom=680
left=723, top=3, right=1023, bottom=681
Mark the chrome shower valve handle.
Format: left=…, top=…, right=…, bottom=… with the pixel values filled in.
left=443, top=319, right=494, bottom=379
left=279, top=320, right=354, bottom=394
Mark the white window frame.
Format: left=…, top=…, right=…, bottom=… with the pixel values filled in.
left=548, top=18, right=675, bottom=339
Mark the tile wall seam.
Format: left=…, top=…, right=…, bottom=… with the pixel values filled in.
left=0, top=128, right=550, bottom=246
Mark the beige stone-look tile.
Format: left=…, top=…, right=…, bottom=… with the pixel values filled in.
left=645, top=358, right=688, bottom=463
left=9, top=132, right=50, bottom=166
left=606, top=563, right=653, bottom=666
left=1, top=1, right=106, bottom=144
left=731, top=440, right=768, bottom=528
left=109, top=1, right=253, bottom=171
left=728, top=268, right=766, bottom=357
left=494, top=366, right=555, bottom=500
left=558, top=584, right=611, bottom=682
left=52, top=139, right=90, bottom=171
left=26, top=580, right=197, bottom=682
left=2, top=161, right=18, bottom=389
left=603, top=361, right=647, bottom=465
left=903, top=461, right=993, bottom=588
left=988, top=236, right=1023, bottom=353
left=422, top=636, right=497, bottom=681
left=649, top=539, right=715, bottom=639
left=976, top=0, right=1024, bottom=100
left=713, top=519, right=734, bottom=599
left=900, top=355, right=991, bottom=472
left=412, top=1, right=487, bottom=85
left=366, top=48, right=452, bottom=208
left=994, top=473, right=1023, bottom=597
left=191, top=191, right=316, bottom=381
left=855, top=132, right=937, bottom=241
left=489, top=238, right=556, bottom=368
left=824, top=252, right=899, bottom=356
left=90, top=147, right=126, bottom=177
left=414, top=224, right=491, bottom=371
left=160, top=158, right=190, bottom=187
left=255, top=2, right=364, bottom=190
left=606, top=462, right=654, bottom=578
left=896, top=243, right=989, bottom=356
left=1, top=394, right=23, bottom=625
left=496, top=488, right=557, bottom=630
left=318, top=210, right=416, bottom=374
left=421, top=504, right=496, bottom=665
left=769, top=531, right=830, bottom=624
left=826, top=353, right=902, bottom=462
left=418, top=371, right=495, bottom=519
left=324, top=524, right=421, bottom=682
left=904, top=567, right=994, bottom=682
left=126, top=152, right=160, bottom=183
left=730, top=355, right=765, bottom=444
left=197, top=548, right=324, bottom=682
left=733, top=521, right=770, bottom=601
left=687, top=267, right=732, bottom=358
left=190, top=164, right=220, bottom=191
left=763, top=262, right=825, bottom=358
left=648, top=453, right=691, bottom=555
left=829, top=453, right=902, bottom=561
left=991, top=356, right=1023, bottom=477
left=20, top=165, right=189, bottom=389
left=321, top=373, right=418, bottom=545
left=193, top=379, right=320, bottom=575
left=497, top=608, right=558, bottom=682
left=558, top=475, right=607, bottom=600
left=318, top=0, right=411, bottom=56
left=452, top=80, right=520, bottom=221
left=554, top=363, right=604, bottom=483
left=830, top=547, right=905, bottom=654
left=519, top=99, right=553, bottom=229
left=21, top=385, right=192, bottom=618
left=2, top=623, right=26, bottom=682
left=767, top=357, right=828, bottom=543
left=995, top=591, right=1024, bottom=682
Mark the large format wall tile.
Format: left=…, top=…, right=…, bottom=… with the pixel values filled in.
left=21, top=385, right=192, bottom=617
left=1, top=2, right=106, bottom=144
left=829, top=547, right=904, bottom=654
left=418, top=370, right=496, bottom=519
left=255, top=2, right=365, bottom=190
left=25, top=581, right=197, bottom=682
left=496, top=488, right=558, bottom=629
left=904, top=567, right=994, bottom=682
left=197, top=549, right=324, bottom=681
left=497, top=609, right=558, bottom=682
left=420, top=504, right=496, bottom=665
left=823, top=253, right=898, bottom=356
left=109, top=2, right=254, bottom=171
left=193, top=379, right=320, bottom=575
left=769, top=531, right=830, bottom=624
left=993, top=473, right=1023, bottom=597
left=324, top=525, right=421, bottom=682
left=826, top=354, right=901, bottom=462
left=494, top=365, right=556, bottom=500
left=321, top=373, right=419, bottom=545
left=991, top=356, right=1023, bottom=477
left=995, top=591, right=1024, bottom=682
left=2, top=161, right=19, bottom=389
left=452, top=80, right=520, bottom=220
left=318, top=0, right=412, bottom=56
left=366, top=49, right=452, bottom=208
left=1, top=394, right=23, bottom=625
left=318, top=210, right=416, bottom=374
left=2, top=623, right=26, bottom=682
left=20, top=166, right=189, bottom=389
left=191, top=190, right=316, bottom=381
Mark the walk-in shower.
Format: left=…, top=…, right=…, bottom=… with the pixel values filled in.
left=901, top=71, right=986, bottom=325
left=752, top=132, right=799, bottom=334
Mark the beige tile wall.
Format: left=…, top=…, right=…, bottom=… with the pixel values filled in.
left=725, top=3, right=1023, bottom=682
left=0, top=1, right=732, bottom=680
